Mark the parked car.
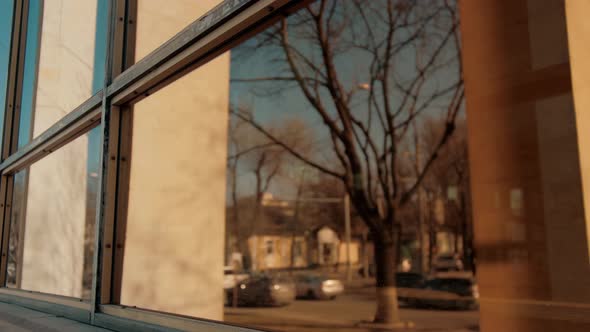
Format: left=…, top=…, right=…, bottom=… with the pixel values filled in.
left=226, top=274, right=296, bottom=307
left=433, top=253, right=464, bottom=272
left=406, top=277, right=479, bottom=310
left=223, top=266, right=249, bottom=290
left=396, top=272, right=425, bottom=289
left=358, top=260, right=414, bottom=278
left=295, top=274, right=344, bottom=300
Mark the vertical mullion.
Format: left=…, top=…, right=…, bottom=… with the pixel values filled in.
left=1, top=0, right=23, bottom=161
left=90, top=0, right=125, bottom=323
left=110, top=0, right=136, bottom=306
left=0, top=0, right=26, bottom=288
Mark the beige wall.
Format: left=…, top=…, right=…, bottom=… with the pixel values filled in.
left=120, top=0, right=228, bottom=320
left=134, top=0, right=219, bottom=61
left=21, top=0, right=97, bottom=298
left=565, top=0, right=590, bottom=264
left=461, top=0, right=590, bottom=331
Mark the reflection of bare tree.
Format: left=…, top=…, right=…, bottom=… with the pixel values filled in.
left=421, top=116, right=472, bottom=269
left=231, top=0, right=463, bottom=323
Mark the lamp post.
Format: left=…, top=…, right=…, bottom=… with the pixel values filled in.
left=344, top=193, right=352, bottom=282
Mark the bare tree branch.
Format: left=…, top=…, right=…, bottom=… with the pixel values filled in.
left=400, top=90, right=465, bottom=205
left=230, top=107, right=345, bottom=179
left=227, top=142, right=279, bottom=160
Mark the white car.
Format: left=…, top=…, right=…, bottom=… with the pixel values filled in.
left=295, top=274, right=344, bottom=300
left=223, top=266, right=249, bottom=290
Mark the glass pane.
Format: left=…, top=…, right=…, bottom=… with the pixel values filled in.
left=120, top=0, right=479, bottom=330
left=119, top=0, right=590, bottom=331
left=224, top=2, right=471, bottom=330
left=7, top=130, right=99, bottom=300
left=0, top=0, right=15, bottom=143
left=120, top=52, right=231, bottom=319
left=17, top=0, right=107, bottom=147
left=133, top=0, right=222, bottom=63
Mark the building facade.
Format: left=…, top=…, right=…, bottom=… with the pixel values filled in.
left=0, top=0, right=588, bottom=331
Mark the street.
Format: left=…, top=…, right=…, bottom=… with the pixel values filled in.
left=224, top=283, right=479, bottom=332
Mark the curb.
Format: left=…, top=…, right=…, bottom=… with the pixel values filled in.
left=356, top=320, right=416, bottom=330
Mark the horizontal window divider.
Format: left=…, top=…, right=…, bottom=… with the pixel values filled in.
left=480, top=298, right=590, bottom=323
left=107, top=0, right=255, bottom=103
left=108, top=0, right=296, bottom=105
left=93, top=312, right=184, bottom=332
left=0, top=288, right=90, bottom=323
left=0, top=91, right=103, bottom=174
left=99, top=305, right=262, bottom=332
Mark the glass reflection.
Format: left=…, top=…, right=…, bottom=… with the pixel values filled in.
left=18, top=0, right=105, bottom=147
left=0, top=0, right=15, bottom=141
left=7, top=132, right=98, bottom=299
left=224, top=0, right=469, bottom=329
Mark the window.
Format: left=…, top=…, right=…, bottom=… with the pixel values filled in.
left=0, top=0, right=15, bottom=141
left=116, top=1, right=476, bottom=330
left=6, top=130, right=99, bottom=300
left=0, top=1, right=588, bottom=332
left=17, top=0, right=107, bottom=147
left=265, top=240, right=274, bottom=255
left=116, top=50, right=231, bottom=320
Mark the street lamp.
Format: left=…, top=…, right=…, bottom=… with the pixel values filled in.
left=358, top=83, right=371, bottom=91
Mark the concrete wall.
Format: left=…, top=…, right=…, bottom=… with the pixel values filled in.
left=120, top=0, right=228, bottom=320
left=461, top=0, right=590, bottom=330
left=565, top=0, right=590, bottom=265
left=21, top=0, right=97, bottom=298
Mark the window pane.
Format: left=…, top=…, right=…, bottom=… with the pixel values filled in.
left=133, top=0, right=222, bottom=63
left=7, top=130, right=99, bottom=300
left=17, top=0, right=108, bottom=147
left=117, top=0, right=590, bottom=331
left=120, top=53, right=230, bottom=318
left=119, top=0, right=479, bottom=329
left=224, top=2, right=471, bottom=330
left=0, top=0, right=15, bottom=142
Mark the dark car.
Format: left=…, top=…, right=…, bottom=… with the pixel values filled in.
left=396, top=272, right=425, bottom=289
left=226, top=274, right=296, bottom=307
left=407, top=277, right=479, bottom=310
left=433, top=254, right=464, bottom=272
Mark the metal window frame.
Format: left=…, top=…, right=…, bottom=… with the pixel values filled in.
left=0, top=0, right=308, bottom=331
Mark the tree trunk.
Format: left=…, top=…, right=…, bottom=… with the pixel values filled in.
left=373, top=233, right=401, bottom=324
left=460, top=190, right=473, bottom=271
left=230, top=161, right=240, bottom=256
left=362, top=230, right=369, bottom=278
left=454, top=201, right=461, bottom=255
left=426, top=199, right=434, bottom=273
left=290, top=180, right=303, bottom=273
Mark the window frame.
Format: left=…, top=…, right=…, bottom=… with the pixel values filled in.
left=0, top=0, right=309, bottom=330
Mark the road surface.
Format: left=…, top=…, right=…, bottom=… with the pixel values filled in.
left=224, top=285, right=479, bottom=332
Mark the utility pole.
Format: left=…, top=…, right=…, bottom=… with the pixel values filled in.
left=344, top=193, right=352, bottom=282
left=290, top=169, right=306, bottom=274
left=415, top=21, right=429, bottom=277
left=414, top=123, right=427, bottom=276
